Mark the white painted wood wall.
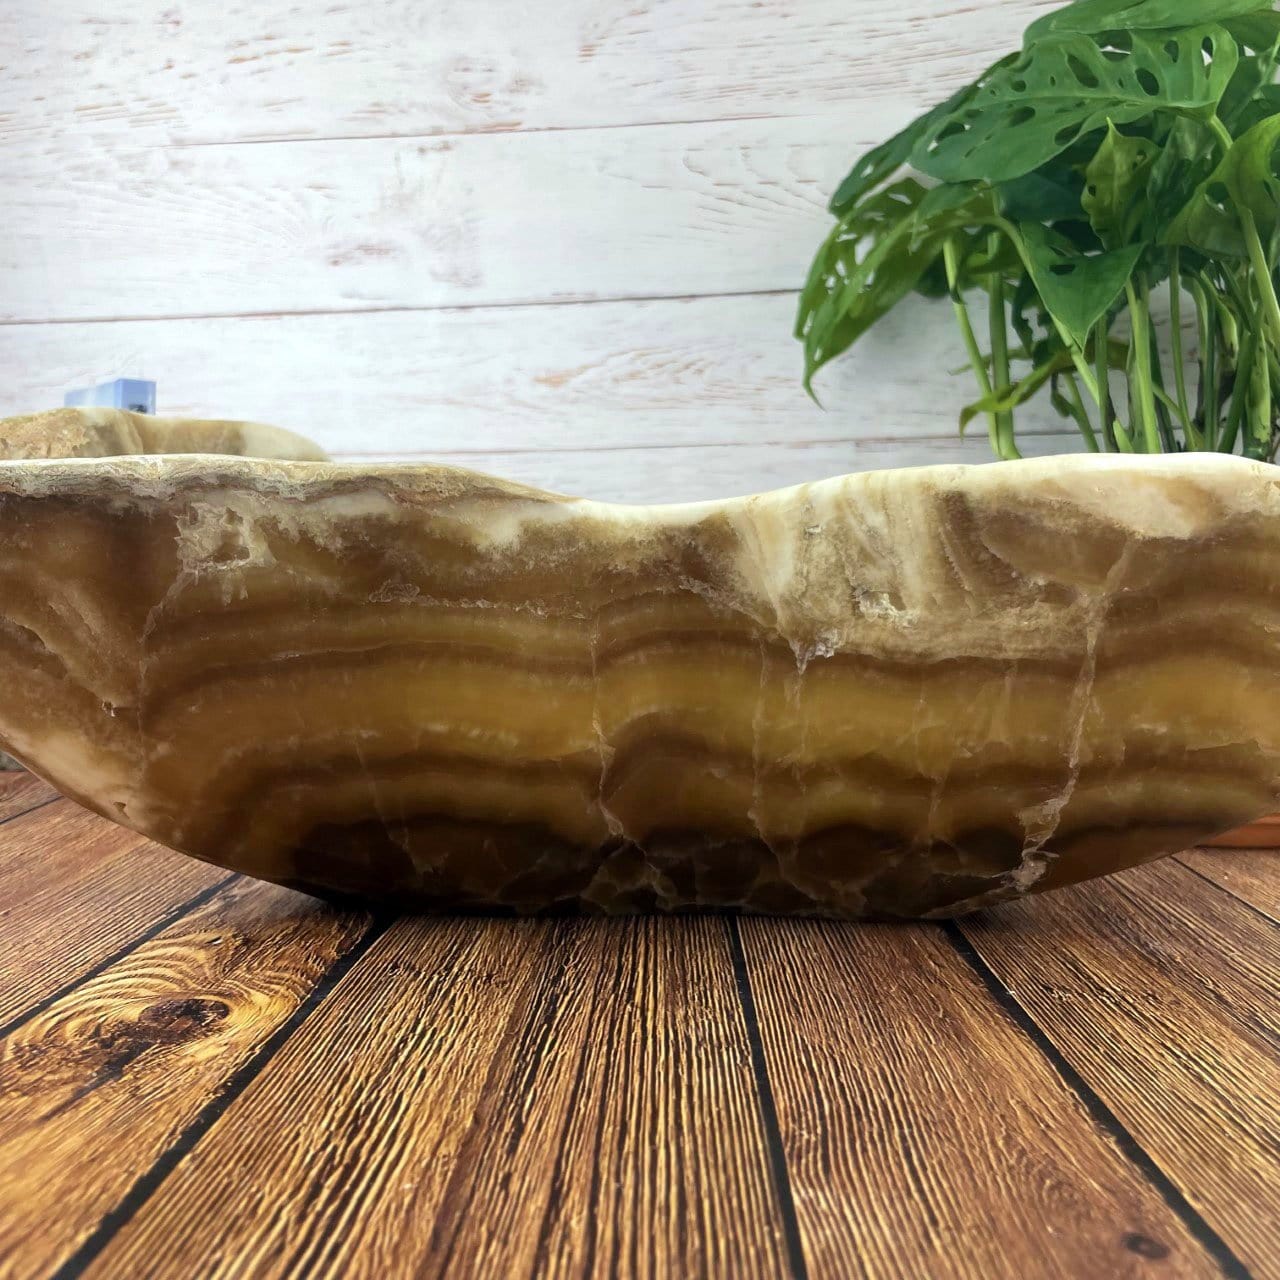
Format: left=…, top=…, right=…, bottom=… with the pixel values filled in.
left=0, top=0, right=1082, bottom=502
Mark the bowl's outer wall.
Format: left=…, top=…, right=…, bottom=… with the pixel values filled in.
left=2, top=440, right=1279, bottom=917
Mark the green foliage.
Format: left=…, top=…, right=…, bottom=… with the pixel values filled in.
left=1026, top=0, right=1266, bottom=39
left=1019, top=226, right=1145, bottom=344
left=797, top=0, right=1280, bottom=460
left=1083, top=123, right=1158, bottom=246
left=912, top=28, right=1237, bottom=185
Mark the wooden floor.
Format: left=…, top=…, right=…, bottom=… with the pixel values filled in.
left=0, top=772, right=1276, bottom=1280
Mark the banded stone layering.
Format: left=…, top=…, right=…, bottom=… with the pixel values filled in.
left=2, top=408, right=1279, bottom=918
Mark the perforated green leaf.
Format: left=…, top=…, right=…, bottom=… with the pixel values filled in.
left=796, top=180, right=928, bottom=341
left=1222, top=113, right=1280, bottom=226
left=1083, top=122, right=1158, bottom=246
left=1026, top=0, right=1269, bottom=41
left=1143, top=116, right=1222, bottom=239
left=1165, top=114, right=1280, bottom=252
left=995, top=162, right=1087, bottom=222
left=1019, top=224, right=1144, bottom=345
left=799, top=184, right=1001, bottom=393
left=1219, top=12, right=1280, bottom=125
left=959, top=350, right=1074, bottom=433
left=912, top=27, right=1239, bottom=185
left=827, top=76, right=996, bottom=217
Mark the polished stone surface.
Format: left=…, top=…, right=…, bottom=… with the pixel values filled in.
left=2, top=408, right=1279, bottom=917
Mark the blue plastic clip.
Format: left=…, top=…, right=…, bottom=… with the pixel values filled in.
left=64, top=378, right=156, bottom=414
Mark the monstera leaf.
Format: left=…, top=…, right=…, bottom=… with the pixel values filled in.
left=1018, top=224, right=1144, bottom=345
left=912, top=27, right=1239, bottom=185
left=799, top=184, right=1001, bottom=393
left=1083, top=122, right=1158, bottom=247
left=1166, top=113, right=1280, bottom=252
left=1026, top=0, right=1270, bottom=40
left=1219, top=12, right=1280, bottom=125
left=796, top=0, right=1280, bottom=464
left=828, top=77, right=992, bottom=217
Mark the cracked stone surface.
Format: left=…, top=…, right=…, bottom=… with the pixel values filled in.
left=2, top=407, right=1280, bottom=918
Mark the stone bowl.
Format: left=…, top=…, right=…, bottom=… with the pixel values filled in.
left=2, top=407, right=1277, bottom=918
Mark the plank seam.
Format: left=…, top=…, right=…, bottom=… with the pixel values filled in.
left=166, top=111, right=787, bottom=150
left=0, top=287, right=797, bottom=327
left=0, top=794, right=61, bottom=828
left=331, top=428, right=1075, bottom=460
left=49, top=911, right=393, bottom=1280
left=943, top=921, right=1254, bottom=1280
left=726, top=917, right=811, bottom=1280
left=0, top=872, right=240, bottom=1043
left=1171, top=855, right=1279, bottom=928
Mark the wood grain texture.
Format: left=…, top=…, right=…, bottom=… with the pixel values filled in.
left=1176, top=849, right=1280, bottom=922
left=402, top=433, right=1084, bottom=503
left=1, top=0, right=1053, bottom=146
left=1, top=117, right=849, bottom=323
left=0, top=878, right=369, bottom=1277
left=0, top=0, right=1083, bottom=496
left=0, top=795, right=1275, bottom=1277
left=738, top=916, right=1219, bottom=1280
left=0, top=296, right=1082, bottom=500
left=0, top=799, right=147, bottom=914
left=0, top=803, right=228, bottom=1028
left=0, top=293, right=1075, bottom=446
left=84, top=918, right=789, bottom=1280
left=0, top=771, right=56, bottom=823
left=959, top=860, right=1280, bottom=1278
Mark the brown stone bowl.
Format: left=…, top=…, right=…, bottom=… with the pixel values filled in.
left=2, top=408, right=1278, bottom=918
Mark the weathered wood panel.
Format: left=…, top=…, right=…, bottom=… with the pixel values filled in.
left=0, top=295, right=1083, bottom=499
left=86, top=918, right=789, bottom=1280
left=0, top=772, right=56, bottom=824
left=1, top=0, right=1052, bottom=146
left=0, top=118, right=848, bottom=322
left=414, top=433, right=1083, bottom=503
left=0, top=877, right=370, bottom=1277
left=0, top=804, right=229, bottom=1028
left=738, top=916, right=1219, bottom=1280
left=1177, top=849, right=1280, bottom=923
left=0, top=800, right=146, bottom=913
left=960, top=860, right=1280, bottom=1278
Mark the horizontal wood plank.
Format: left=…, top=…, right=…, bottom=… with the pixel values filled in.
left=0, top=117, right=851, bottom=322
left=959, top=860, right=1280, bottom=1278
left=738, top=916, right=1219, bottom=1280
left=0, top=878, right=370, bottom=1277
left=407, top=434, right=1084, bottom=503
left=0, top=293, right=1074, bottom=447
left=2, top=0, right=1052, bottom=147
left=0, top=771, right=56, bottom=824
left=0, top=799, right=148, bottom=913
left=0, top=804, right=230, bottom=1029
left=85, top=918, right=790, bottom=1280
left=0, top=294, right=1084, bottom=499
left=1176, top=850, right=1280, bottom=923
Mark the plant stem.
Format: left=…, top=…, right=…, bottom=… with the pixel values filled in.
left=1138, top=275, right=1177, bottom=451
left=1248, top=336, right=1272, bottom=460
left=1221, top=328, right=1257, bottom=455
left=1187, top=276, right=1216, bottom=449
left=943, top=237, right=1001, bottom=457
left=1169, top=249, right=1198, bottom=447
left=1125, top=278, right=1161, bottom=452
left=1061, top=374, right=1100, bottom=453
left=986, top=237, right=1019, bottom=460
left=1240, top=208, right=1280, bottom=352
left=1093, top=317, right=1113, bottom=452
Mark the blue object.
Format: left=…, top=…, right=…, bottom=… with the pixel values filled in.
left=64, top=378, right=156, bottom=414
